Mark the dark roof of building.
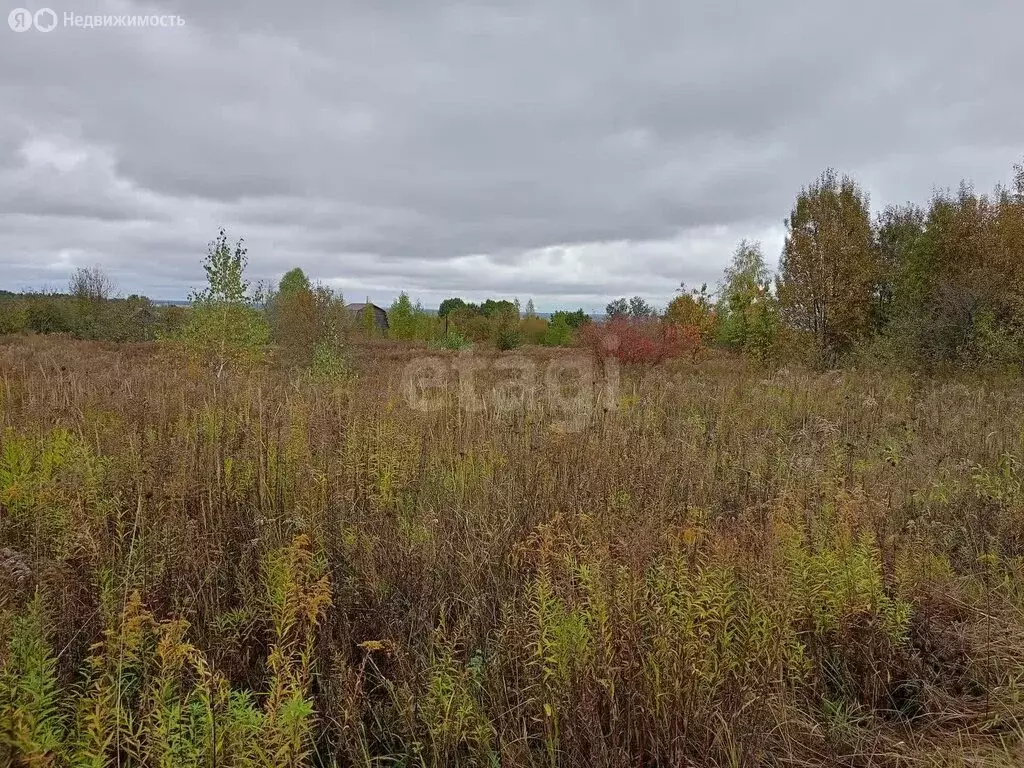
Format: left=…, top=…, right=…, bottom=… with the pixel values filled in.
left=345, top=302, right=386, bottom=313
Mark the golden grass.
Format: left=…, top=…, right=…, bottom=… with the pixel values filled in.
left=2, top=334, right=1024, bottom=766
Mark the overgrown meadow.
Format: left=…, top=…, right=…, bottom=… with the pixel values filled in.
left=3, top=335, right=1024, bottom=766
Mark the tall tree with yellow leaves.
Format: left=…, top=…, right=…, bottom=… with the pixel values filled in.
left=777, top=169, right=876, bottom=362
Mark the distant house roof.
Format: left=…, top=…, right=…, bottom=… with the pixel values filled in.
left=346, top=302, right=389, bottom=331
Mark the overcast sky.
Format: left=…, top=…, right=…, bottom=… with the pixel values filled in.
left=2, top=1, right=1021, bottom=311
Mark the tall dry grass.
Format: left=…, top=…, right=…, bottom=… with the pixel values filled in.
left=2, top=335, right=1024, bottom=766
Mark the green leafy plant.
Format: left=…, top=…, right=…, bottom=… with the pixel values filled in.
left=179, top=228, right=269, bottom=377
left=0, top=596, right=68, bottom=763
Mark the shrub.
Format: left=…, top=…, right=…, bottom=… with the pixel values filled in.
left=429, top=331, right=472, bottom=351
left=581, top=317, right=701, bottom=365
left=540, top=315, right=574, bottom=347
left=550, top=309, right=591, bottom=330
left=0, top=297, right=29, bottom=335
left=25, top=296, right=75, bottom=335
left=495, top=326, right=522, bottom=351
left=309, top=338, right=350, bottom=379
left=519, top=315, right=549, bottom=345
left=272, top=287, right=320, bottom=366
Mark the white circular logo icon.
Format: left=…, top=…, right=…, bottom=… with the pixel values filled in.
left=34, top=7, right=57, bottom=32
left=8, top=8, right=33, bottom=31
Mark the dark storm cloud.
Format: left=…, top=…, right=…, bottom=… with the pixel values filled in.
left=1, top=0, right=1021, bottom=309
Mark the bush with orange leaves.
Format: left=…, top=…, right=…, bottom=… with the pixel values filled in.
left=581, top=316, right=703, bottom=365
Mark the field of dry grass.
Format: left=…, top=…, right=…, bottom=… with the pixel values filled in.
left=3, top=335, right=1024, bottom=766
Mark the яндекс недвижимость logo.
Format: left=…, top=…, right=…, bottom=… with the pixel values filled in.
left=8, top=7, right=58, bottom=31
left=8, top=7, right=183, bottom=31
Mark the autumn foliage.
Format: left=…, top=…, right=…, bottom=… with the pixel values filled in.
left=581, top=316, right=703, bottom=364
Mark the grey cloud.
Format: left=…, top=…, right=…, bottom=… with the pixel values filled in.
left=1, top=0, right=1022, bottom=307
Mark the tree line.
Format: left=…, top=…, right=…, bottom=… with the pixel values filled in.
left=777, top=160, right=1024, bottom=367
left=597, top=157, right=1024, bottom=369
left=2, top=157, right=1022, bottom=370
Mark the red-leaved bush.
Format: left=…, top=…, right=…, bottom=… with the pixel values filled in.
left=581, top=317, right=703, bottom=365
